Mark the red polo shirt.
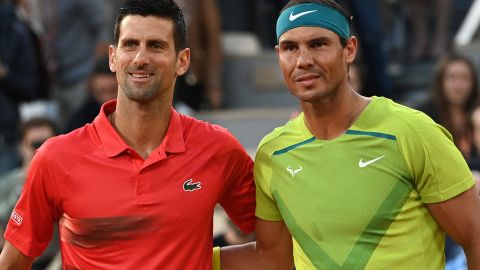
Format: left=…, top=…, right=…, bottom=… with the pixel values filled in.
left=5, top=100, right=255, bottom=269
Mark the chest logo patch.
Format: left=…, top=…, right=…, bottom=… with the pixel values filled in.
left=183, top=179, right=202, bottom=191
left=358, top=155, right=385, bottom=168
left=287, top=166, right=303, bottom=177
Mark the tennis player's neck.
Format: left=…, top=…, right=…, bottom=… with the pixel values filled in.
left=112, top=104, right=171, bottom=159
left=303, top=92, right=369, bottom=140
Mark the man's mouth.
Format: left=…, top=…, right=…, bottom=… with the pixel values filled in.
left=295, top=73, right=320, bottom=82
left=129, top=72, right=154, bottom=81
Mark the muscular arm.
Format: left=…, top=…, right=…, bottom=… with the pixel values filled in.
left=0, top=241, right=33, bottom=270
left=220, top=218, right=294, bottom=270
left=426, top=187, right=480, bottom=269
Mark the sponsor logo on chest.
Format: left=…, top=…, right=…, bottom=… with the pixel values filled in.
left=183, top=179, right=202, bottom=192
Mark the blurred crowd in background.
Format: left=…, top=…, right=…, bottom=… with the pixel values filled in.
left=1, top=0, right=480, bottom=269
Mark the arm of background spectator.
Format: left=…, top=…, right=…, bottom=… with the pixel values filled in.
left=426, top=187, right=480, bottom=269
left=220, top=218, right=294, bottom=270
left=202, top=0, right=223, bottom=109
left=0, top=241, right=34, bottom=270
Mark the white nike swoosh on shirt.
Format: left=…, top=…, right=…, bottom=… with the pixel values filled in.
left=358, top=155, right=385, bottom=168
left=289, top=10, right=317, bottom=21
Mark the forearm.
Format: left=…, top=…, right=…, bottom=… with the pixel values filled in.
left=464, top=239, right=480, bottom=270
left=220, top=242, right=293, bottom=270
left=0, top=241, right=33, bottom=270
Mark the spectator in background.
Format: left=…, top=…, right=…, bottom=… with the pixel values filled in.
left=0, top=0, right=41, bottom=175
left=38, top=0, right=108, bottom=127
left=0, top=117, right=57, bottom=270
left=417, top=53, right=480, bottom=270
left=469, top=105, right=480, bottom=193
left=338, top=0, right=392, bottom=98
left=174, top=0, right=223, bottom=112
left=418, top=53, right=479, bottom=159
left=65, top=56, right=117, bottom=132
left=407, top=0, right=452, bottom=61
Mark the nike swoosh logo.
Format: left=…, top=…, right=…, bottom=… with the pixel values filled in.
left=289, top=10, right=317, bottom=21
left=358, top=155, right=385, bottom=168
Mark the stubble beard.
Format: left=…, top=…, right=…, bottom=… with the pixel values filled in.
left=294, top=78, right=345, bottom=104
left=121, top=77, right=162, bottom=103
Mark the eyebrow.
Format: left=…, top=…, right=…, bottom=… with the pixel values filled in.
left=146, top=39, right=169, bottom=47
left=279, top=36, right=331, bottom=46
left=120, top=38, right=138, bottom=44
left=120, top=38, right=169, bottom=45
left=308, top=37, right=330, bottom=44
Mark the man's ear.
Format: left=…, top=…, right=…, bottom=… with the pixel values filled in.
left=109, top=45, right=117, bottom=72
left=176, top=48, right=190, bottom=76
left=345, top=36, right=358, bottom=64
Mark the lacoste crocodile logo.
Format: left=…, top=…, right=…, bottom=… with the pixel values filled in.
left=183, top=179, right=202, bottom=191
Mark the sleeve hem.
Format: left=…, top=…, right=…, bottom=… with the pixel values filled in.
left=255, top=211, right=283, bottom=222
left=4, top=229, right=43, bottom=257
left=422, top=176, right=475, bottom=203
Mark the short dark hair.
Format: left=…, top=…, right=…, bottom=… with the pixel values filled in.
left=113, top=0, right=187, bottom=52
left=19, top=117, right=57, bottom=141
left=281, top=0, right=351, bottom=47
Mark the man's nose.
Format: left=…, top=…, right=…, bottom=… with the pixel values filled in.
left=297, top=47, right=314, bottom=68
left=133, top=47, right=149, bottom=66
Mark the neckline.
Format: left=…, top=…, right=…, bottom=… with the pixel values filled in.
left=298, top=96, right=378, bottom=141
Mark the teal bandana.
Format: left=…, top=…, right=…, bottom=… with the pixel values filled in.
left=276, top=3, right=350, bottom=41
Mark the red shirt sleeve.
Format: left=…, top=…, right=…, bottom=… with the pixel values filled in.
left=4, top=147, right=57, bottom=257
left=218, top=135, right=256, bottom=234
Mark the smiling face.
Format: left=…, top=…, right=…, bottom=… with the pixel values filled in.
left=276, top=26, right=357, bottom=103
left=109, top=15, right=189, bottom=104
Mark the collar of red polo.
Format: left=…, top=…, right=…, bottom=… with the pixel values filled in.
left=94, top=100, right=186, bottom=158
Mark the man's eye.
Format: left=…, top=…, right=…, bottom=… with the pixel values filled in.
left=124, top=41, right=136, bottom=48
left=312, top=42, right=325, bottom=48
left=283, top=45, right=296, bottom=51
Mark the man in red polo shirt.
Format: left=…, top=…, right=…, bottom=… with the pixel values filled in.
left=0, top=0, right=256, bottom=269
